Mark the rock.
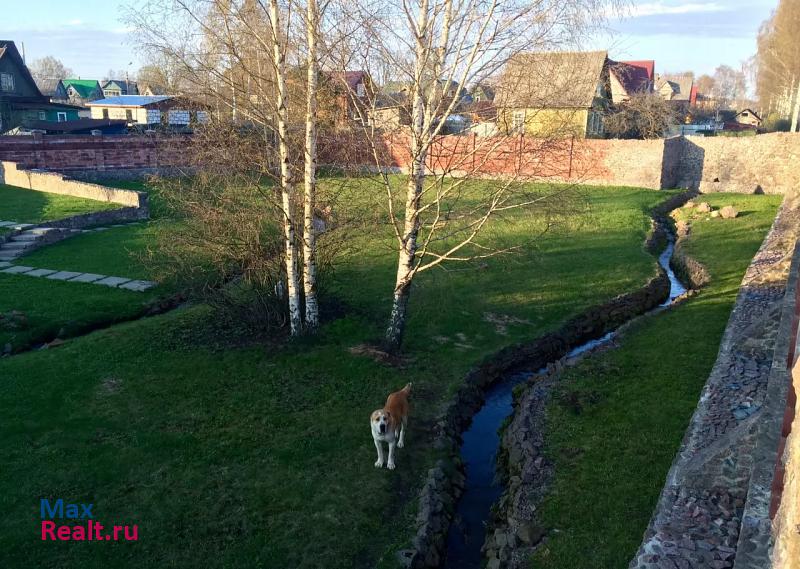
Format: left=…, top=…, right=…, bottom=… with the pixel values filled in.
left=696, top=202, right=712, bottom=213
left=711, top=210, right=720, bottom=218
left=517, top=522, right=546, bottom=545
left=684, top=200, right=696, bottom=209
left=720, top=206, right=739, bottom=219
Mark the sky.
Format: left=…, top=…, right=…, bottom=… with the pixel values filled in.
left=0, top=0, right=782, bottom=80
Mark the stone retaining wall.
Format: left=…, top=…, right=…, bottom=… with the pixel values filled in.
left=632, top=196, right=800, bottom=569
left=0, top=161, right=148, bottom=210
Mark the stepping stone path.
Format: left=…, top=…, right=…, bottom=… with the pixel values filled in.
left=0, top=226, right=78, bottom=262
left=0, top=221, right=154, bottom=291
left=0, top=263, right=156, bottom=291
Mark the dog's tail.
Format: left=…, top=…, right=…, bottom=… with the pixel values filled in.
left=402, top=382, right=412, bottom=394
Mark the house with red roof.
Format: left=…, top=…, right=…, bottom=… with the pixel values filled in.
left=325, top=71, right=373, bottom=126
left=609, top=60, right=655, bottom=104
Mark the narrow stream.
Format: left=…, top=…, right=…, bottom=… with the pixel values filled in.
left=443, top=239, right=686, bottom=568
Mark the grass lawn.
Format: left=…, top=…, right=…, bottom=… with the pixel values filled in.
left=0, top=182, right=696, bottom=568
left=0, top=272, right=162, bottom=352
left=0, top=183, right=117, bottom=223
left=21, top=223, right=157, bottom=281
left=530, top=193, right=782, bottom=569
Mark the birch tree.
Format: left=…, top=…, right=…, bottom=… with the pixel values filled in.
left=129, top=0, right=331, bottom=336
left=332, top=0, right=623, bottom=351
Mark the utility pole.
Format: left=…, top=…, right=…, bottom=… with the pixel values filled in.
left=792, top=75, right=800, bottom=132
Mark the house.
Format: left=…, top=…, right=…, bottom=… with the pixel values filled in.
left=326, top=71, right=373, bottom=125
left=469, top=83, right=495, bottom=104
left=102, top=79, right=138, bottom=98
left=86, top=95, right=208, bottom=128
left=61, top=79, right=104, bottom=106
left=609, top=60, right=654, bottom=104
left=496, top=50, right=611, bottom=138
left=734, top=108, right=762, bottom=128
left=139, top=83, right=166, bottom=97
left=36, top=78, right=68, bottom=102
left=0, top=40, right=83, bottom=133
left=655, top=74, right=697, bottom=106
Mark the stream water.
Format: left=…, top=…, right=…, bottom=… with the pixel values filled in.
left=443, top=240, right=686, bottom=568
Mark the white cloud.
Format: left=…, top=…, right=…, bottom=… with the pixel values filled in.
left=626, top=2, right=728, bottom=18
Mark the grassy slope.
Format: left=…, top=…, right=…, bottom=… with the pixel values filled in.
left=0, top=184, right=117, bottom=223
left=1, top=184, right=673, bottom=569
left=531, top=193, right=782, bottom=569
left=21, top=224, right=157, bottom=280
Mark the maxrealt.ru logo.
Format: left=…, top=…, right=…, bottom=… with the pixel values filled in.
left=40, top=499, right=138, bottom=541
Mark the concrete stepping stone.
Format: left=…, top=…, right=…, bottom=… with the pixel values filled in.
left=118, top=280, right=157, bottom=291
left=95, top=276, right=131, bottom=287
left=46, top=271, right=84, bottom=281
left=26, top=268, right=57, bottom=277
left=70, top=273, right=106, bottom=283
left=0, top=261, right=11, bottom=268
left=11, top=223, right=33, bottom=229
left=0, top=220, right=18, bottom=227
left=1, top=265, right=33, bottom=274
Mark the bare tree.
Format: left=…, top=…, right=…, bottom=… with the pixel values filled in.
left=29, top=56, right=73, bottom=88
left=128, top=0, right=333, bottom=336
left=605, top=92, right=678, bottom=139
left=329, top=0, right=624, bottom=351
left=756, top=0, right=800, bottom=129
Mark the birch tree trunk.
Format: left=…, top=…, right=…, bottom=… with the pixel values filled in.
left=791, top=75, right=800, bottom=132
left=384, top=0, right=429, bottom=352
left=303, top=0, right=320, bottom=332
left=270, top=0, right=303, bottom=336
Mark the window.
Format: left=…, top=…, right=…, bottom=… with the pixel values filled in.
left=125, top=109, right=133, bottom=122
left=512, top=110, right=525, bottom=132
left=57, top=112, right=67, bottom=122
left=38, top=111, right=46, bottom=120
left=0, top=72, right=14, bottom=92
left=356, top=83, right=366, bottom=98
left=102, top=109, right=109, bottom=119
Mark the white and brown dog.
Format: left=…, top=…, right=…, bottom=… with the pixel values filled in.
left=370, top=383, right=411, bottom=470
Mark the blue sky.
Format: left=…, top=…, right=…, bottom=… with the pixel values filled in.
left=0, top=0, right=781, bottom=79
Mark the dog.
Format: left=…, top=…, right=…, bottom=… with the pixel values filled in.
left=370, top=383, right=411, bottom=470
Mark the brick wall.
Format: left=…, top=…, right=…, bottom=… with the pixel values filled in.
left=3, top=132, right=800, bottom=195
left=0, top=134, right=190, bottom=172
left=318, top=132, right=675, bottom=188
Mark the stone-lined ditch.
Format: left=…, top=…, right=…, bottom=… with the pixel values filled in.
left=399, top=191, right=698, bottom=569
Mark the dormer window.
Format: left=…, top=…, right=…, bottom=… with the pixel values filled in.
left=0, top=72, right=14, bottom=92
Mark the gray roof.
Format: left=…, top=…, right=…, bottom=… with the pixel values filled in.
left=496, top=50, right=609, bottom=109
left=655, top=74, right=693, bottom=101
left=87, top=95, right=173, bottom=107
left=35, top=77, right=62, bottom=97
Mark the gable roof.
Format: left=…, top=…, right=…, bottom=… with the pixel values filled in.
left=496, top=50, right=609, bottom=109
left=655, top=74, right=694, bottom=102
left=735, top=108, right=762, bottom=121
left=62, top=79, right=102, bottom=98
left=36, top=77, right=63, bottom=97
left=102, top=79, right=138, bottom=95
left=0, top=40, right=44, bottom=98
left=610, top=60, right=654, bottom=95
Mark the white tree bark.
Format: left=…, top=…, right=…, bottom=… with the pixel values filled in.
left=791, top=74, right=800, bottom=132
left=384, top=0, right=430, bottom=351
left=270, top=0, right=303, bottom=336
left=303, top=0, right=320, bottom=332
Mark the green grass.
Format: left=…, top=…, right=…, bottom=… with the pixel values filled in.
left=0, top=183, right=117, bottom=223
left=0, top=182, right=678, bottom=569
left=21, top=223, right=157, bottom=281
left=530, top=193, right=782, bottom=569
left=0, top=272, right=163, bottom=352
